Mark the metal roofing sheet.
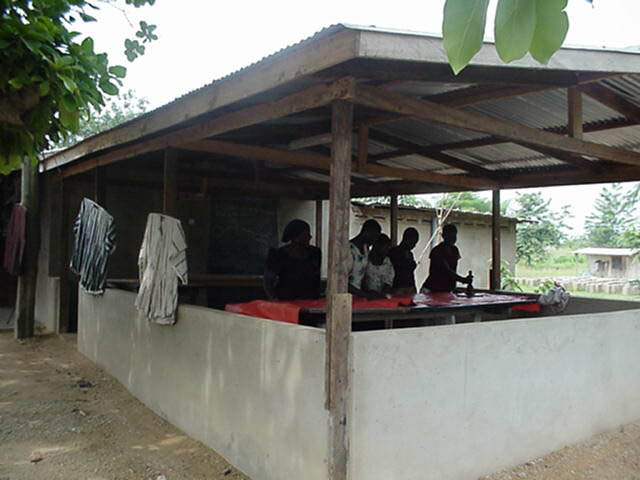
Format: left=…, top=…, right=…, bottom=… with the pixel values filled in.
left=465, top=89, right=621, bottom=129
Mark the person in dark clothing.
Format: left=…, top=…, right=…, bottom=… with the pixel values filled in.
left=422, top=224, right=472, bottom=292
left=388, top=227, right=419, bottom=294
left=264, top=219, right=321, bottom=300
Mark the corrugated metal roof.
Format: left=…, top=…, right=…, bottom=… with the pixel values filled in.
left=44, top=24, right=640, bottom=193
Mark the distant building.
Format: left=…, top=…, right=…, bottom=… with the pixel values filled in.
left=574, top=247, right=640, bottom=279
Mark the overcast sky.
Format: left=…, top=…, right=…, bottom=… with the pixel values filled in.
left=79, top=0, right=640, bottom=236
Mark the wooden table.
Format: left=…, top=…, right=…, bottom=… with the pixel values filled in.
left=299, top=290, right=539, bottom=328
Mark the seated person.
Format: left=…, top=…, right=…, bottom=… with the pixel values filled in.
left=264, top=219, right=321, bottom=300
left=363, top=234, right=395, bottom=296
left=347, top=219, right=382, bottom=299
left=388, top=227, right=419, bottom=294
left=422, top=224, right=472, bottom=293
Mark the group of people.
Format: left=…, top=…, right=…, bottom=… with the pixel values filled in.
left=263, top=218, right=473, bottom=301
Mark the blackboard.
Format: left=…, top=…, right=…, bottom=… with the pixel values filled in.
left=209, top=196, right=279, bottom=275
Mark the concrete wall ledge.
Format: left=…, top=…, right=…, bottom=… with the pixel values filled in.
left=78, top=288, right=328, bottom=480
left=350, top=308, right=640, bottom=480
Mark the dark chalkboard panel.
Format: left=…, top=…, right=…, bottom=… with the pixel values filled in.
left=209, top=196, right=279, bottom=275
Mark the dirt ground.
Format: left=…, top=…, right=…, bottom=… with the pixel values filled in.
left=0, top=332, right=249, bottom=480
left=1, top=332, right=639, bottom=480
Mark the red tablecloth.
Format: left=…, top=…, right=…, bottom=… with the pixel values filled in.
left=225, top=292, right=538, bottom=324
left=225, top=296, right=413, bottom=324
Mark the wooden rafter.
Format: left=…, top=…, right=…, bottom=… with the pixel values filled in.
left=180, top=139, right=496, bottom=189
left=428, top=117, right=637, bottom=153
left=351, top=84, right=640, bottom=167
left=368, top=129, right=495, bottom=176
left=58, top=77, right=357, bottom=178
left=581, top=83, right=640, bottom=124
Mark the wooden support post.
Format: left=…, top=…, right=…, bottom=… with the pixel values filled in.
left=163, top=148, right=178, bottom=216
left=94, top=166, right=107, bottom=205
left=326, top=100, right=353, bottom=480
left=163, top=148, right=178, bottom=215
left=490, top=189, right=501, bottom=291
left=568, top=87, right=583, bottom=139
left=390, top=195, right=398, bottom=246
left=357, top=125, right=368, bottom=172
left=15, top=159, right=40, bottom=339
left=315, top=199, right=323, bottom=249
left=58, top=177, right=72, bottom=333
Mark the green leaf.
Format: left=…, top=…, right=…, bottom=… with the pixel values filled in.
left=494, top=0, right=537, bottom=63
left=8, top=78, right=23, bottom=89
left=530, top=0, right=569, bottom=64
left=58, top=74, right=78, bottom=92
left=58, top=106, right=75, bottom=130
left=39, top=81, right=50, bottom=96
left=99, top=78, right=119, bottom=95
left=442, top=0, right=490, bottom=74
left=79, top=12, right=97, bottom=22
left=108, top=65, right=127, bottom=78
left=81, top=37, right=94, bottom=53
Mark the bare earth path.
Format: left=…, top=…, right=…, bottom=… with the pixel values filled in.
left=1, top=332, right=639, bottom=480
left=0, top=332, right=249, bottom=480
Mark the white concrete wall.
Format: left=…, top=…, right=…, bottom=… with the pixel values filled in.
left=78, top=288, right=328, bottom=480
left=350, top=309, right=640, bottom=480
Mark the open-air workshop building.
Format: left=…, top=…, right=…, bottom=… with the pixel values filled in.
left=31, top=25, right=640, bottom=480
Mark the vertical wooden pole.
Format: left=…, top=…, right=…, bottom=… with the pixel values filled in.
left=326, top=100, right=353, bottom=480
left=94, top=166, right=106, bottom=206
left=390, top=195, right=399, bottom=246
left=163, top=148, right=178, bottom=216
left=357, top=125, right=368, bottom=172
left=58, top=177, right=71, bottom=333
left=15, top=158, right=40, bottom=339
left=315, top=199, right=323, bottom=249
left=568, top=87, right=583, bottom=140
left=490, top=189, right=501, bottom=291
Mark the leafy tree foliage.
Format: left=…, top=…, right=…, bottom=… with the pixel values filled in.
left=53, top=89, right=149, bottom=148
left=434, top=191, right=510, bottom=215
left=0, top=0, right=156, bottom=174
left=512, top=192, right=570, bottom=266
left=356, top=195, right=431, bottom=207
left=584, top=183, right=637, bottom=247
left=443, top=0, right=569, bottom=74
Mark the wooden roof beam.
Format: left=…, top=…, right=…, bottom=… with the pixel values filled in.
left=59, top=77, right=357, bottom=178
left=352, top=84, right=640, bottom=167
left=581, top=83, right=640, bottom=124
left=430, top=117, right=637, bottom=153
left=501, top=164, right=640, bottom=189
left=180, top=138, right=497, bottom=190
left=367, top=129, right=496, bottom=176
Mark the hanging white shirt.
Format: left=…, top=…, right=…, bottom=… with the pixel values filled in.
left=135, top=213, right=188, bottom=325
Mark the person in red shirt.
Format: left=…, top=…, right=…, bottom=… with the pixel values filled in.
left=422, top=224, right=473, bottom=292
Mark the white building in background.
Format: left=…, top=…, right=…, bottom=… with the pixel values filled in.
left=574, top=247, right=640, bottom=279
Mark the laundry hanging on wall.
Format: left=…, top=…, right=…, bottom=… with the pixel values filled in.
left=135, top=213, right=188, bottom=325
left=70, top=198, right=116, bottom=294
left=3, top=203, right=27, bottom=276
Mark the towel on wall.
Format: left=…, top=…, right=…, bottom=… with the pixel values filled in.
left=135, top=213, right=188, bottom=325
left=70, top=198, right=116, bottom=294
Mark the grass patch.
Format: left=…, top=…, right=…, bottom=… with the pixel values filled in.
left=516, top=248, right=587, bottom=278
